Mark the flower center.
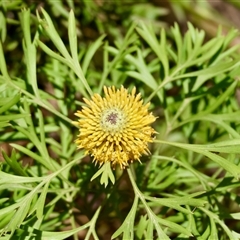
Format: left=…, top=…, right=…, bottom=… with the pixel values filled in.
left=106, top=112, right=118, bottom=124
left=101, top=108, right=125, bottom=132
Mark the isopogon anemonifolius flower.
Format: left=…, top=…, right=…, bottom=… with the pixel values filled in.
left=73, top=86, right=156, bottom=169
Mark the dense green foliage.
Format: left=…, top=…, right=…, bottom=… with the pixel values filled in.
left=1, top=1, right=240, bottom=239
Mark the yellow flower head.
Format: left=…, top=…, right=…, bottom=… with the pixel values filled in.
left=73, top=86, right=156, bottom=169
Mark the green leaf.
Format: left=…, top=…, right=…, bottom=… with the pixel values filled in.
left=136, top=215, right=148, bottom=239
left=155, top=140, right=240, bottom=179
left=0, top=198, right=8, bottom=204
left=229, top=213, right=240, bottom=220
left=191, top=60, right=240, bottom=91
left=0, top=93, right=20, bottom=114
left=0, top=121, right=9, bottom=128
left=191, top=139, right=240, bottom=154
left=146, top=218, right=154, bottom=240
left=37, top=40, right=71, bottom=66
left=68, top=10, right=78, bottom=62
left=111, top=195, right=138, bottom=240
left=127, top=168, right=170, bottom=239
left=10, top=143, right=54, bottom=171
left=171, top=23, right=184, bottom=64
left=0, top=41, right=11, bottom=80
left=145, top=192, right=206, bottom=215
left=0, top=11, right=7, bottom=42
left=0, top=113, right=30, bottom=122
left=38, top=8, right=71, bottom=60
left=8, top=192, right=36, bottom=232
left=158, top=217, right=193, bottom=237
left=0, top=170, right=44, bottom=184
left=136, top=23, right=169, bottom=77
left=209, top=217, right=218, bottom=240
left=0, top=210, right=15, bottom=229
left=42, top=229, right=76, bottom=239
left=200, top=207, right=238, bottom=240
left=38, top=8, right=92, bottom=96
left=20, top=8, right=39, bottom=98
left=232, top=231, right=240, bottom=239
left=1, top=148, right=28, bottom=176
left=90, top=162, right=115, bottom=187
left=28, top=223, right=92, bottom=240
left=36, top=181, right=50, bottom=219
